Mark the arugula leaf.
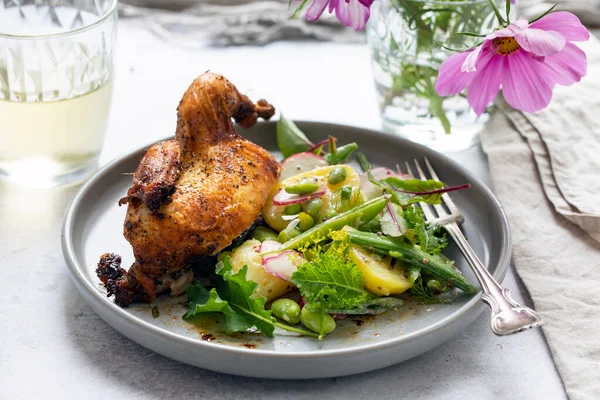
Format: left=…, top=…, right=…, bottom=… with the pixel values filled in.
left=380, top=202, right=410, bottom=237
left=403, top=205, right=447, bottom=254
left=291, top=249, right=374, bottom=310
left=277, top=115, right=314, bottom=158
left=184, top=257, right=318, bottom=337
left=326, top=297, right=404, bottom=315
left=184, top=260, right=276, bottom=335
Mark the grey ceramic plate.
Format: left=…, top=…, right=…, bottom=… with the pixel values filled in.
left=62, top=121, right=511, bottom=379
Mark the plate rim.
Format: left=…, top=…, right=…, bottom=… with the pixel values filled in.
left=62, top=120, right=512, bottom=360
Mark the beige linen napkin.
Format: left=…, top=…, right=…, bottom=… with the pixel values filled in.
left=480, top=38, right=600, bottom=400
left=500, top=37, right=600, bottom=242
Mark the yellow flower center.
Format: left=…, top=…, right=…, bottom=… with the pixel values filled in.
left=493, top=37, right=520, bottom=56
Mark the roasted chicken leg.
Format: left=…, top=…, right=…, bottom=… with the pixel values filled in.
left=97, top=73, right=279, bottom=306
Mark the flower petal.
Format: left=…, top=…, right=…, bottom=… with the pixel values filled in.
left=358, top=0, right=375, bottom=6
left=502, top=51, right=553, bottom=113
left=306, top=0, right=329, bottom=21
left=334, top=0, right=371, bottom=30
left=462, top=43, right=485, bottom=72
left=463, top=20, right=528, bottom=73
left=540, top=42, right=587, bottom=87
left=466, top=51, right=504, bottom=116
left=515, top=28, right=565, bottom=57
left=329, top=0, right=337, bottom=13
left=435, top=50, right=476, bottom=96
left=530, top=11, right=590, bottom=42
left=485, top=19, right=529, bottom=41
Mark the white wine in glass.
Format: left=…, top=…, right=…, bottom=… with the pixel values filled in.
left=0, top=0, right=117, bottom=187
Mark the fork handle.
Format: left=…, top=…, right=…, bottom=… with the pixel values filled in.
left=444, top=222, right=543, bottom=335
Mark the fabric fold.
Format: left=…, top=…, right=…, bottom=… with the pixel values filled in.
left=501, top=37, right=600, bottom=242
left=481, top=35, right=600, bottom=400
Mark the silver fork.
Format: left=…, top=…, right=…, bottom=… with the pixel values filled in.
left=405, top=158, right=543, bottom=336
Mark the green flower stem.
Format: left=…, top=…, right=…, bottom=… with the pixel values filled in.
left=487, top=0, right=506, bottom=26
left=426, top=81, right=452, bottom=134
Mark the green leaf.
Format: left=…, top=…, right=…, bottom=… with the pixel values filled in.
left=403, top=205, right=447, bottom=254
left=368, top=172, right=470, bottom=206
left=184, top=260, right=276, bottom=336
left=184, top=257, right=318, bottom=338
left=277, top=115, right=314, bottom=158
left=368, top=172, right=444, bottom=205
left=326, top=297, right=404, bottom=315
left=408, top=276, right=452, bottom=304
left=407, top=264, right=421, bottom=283
left=381, top=202, right=410, bottom=237
left=291, top=249, right=374, bottom=310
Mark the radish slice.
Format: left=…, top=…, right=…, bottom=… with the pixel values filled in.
left=262, top=250, right=305, bottom=282
left=259, top=240, right=283, bottom=253
left=280, top=152, right=328, bottom=181
left=360, top=167, right=402, bottom=200
left=272, top=185, right=327, bottom=206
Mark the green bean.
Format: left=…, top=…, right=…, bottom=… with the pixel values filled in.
left=271, top=298, right=301, bottom=324
left=284, top=204, right=303, bottom=215
left=301, top=305, right=336, bottom=336
left=297, top=212, right=315, bottom=231
left=280, top=195, right=390, bottom=251
left=285, top=178, right=320, bottom=194
left=346, top=230, right=477, bottom=294
left=251, top=226, right=279, bottom=242
left=324, top=143, right=358, bottom=165
left=304, top=198, right=323, bottom=219
left=328, top=167, right=347, bottom=185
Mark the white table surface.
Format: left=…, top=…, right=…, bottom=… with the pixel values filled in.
left=0, top=21, right=566, bottom=399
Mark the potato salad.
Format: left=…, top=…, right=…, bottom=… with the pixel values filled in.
left=182, top=116, right=475, bottom=339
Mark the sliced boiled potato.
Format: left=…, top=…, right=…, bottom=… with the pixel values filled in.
left=348, top=244, right=413, bottom=296
left=229, top=239, right=293, bottom=302
left=262, top=165, right=360, bottom=232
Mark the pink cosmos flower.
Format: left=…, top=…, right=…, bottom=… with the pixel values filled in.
left=304, top=0, right=374, bottom=30
left=435, top=12, right=590, bottom=115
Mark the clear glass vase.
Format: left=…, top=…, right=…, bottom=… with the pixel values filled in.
left=367, top=0, right=498, bottom=152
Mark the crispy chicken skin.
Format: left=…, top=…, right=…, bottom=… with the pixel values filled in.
left=99, top=73, right=279, bottom=305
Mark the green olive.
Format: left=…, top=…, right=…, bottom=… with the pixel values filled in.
left=271, top=298, right=301, bottom=324
left=284, top=204, right=303, bottom=215
left=285, top=178, right=320, bottom=194
left=300, top=305, right=336, bottom=335
left=251, top=226, right=279, bottom=242
left=328, top=166, right=347, bottom=185
left=304, top=197, right=323, bottom=219
left=297, top=212, right=315, bottom=231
